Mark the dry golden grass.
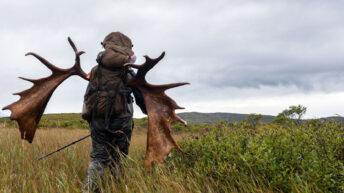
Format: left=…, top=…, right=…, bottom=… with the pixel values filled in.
left=0, top=128, right=214, bottom=193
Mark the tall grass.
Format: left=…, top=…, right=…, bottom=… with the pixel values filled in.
left=0, top=127, right=219, bottom=193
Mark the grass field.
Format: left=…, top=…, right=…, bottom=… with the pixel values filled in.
left=0, top=126, right=213, bottom=193
left=1, top=119, right=344, bottom=193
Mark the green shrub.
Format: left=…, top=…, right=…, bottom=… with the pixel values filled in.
left=170, top=120, right=344, bottom=192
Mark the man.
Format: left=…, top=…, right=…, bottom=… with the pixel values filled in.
left=82, top=32, right=145, bottom=191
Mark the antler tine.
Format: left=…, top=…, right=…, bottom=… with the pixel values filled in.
left=18, top=77, right=37, bottom=84
left=176, top=115, right=187, bottom=126
left=68, top=37, right=85, bottom=62
left=124, top=63, right=142, bottom=69
left=144, top=51, right=165, bottom=62
left=25, top=52, right=64, bottom=72
left=156, top=82, right=190, bottom=91
left=67, top=37, right=78, bottom=54
left=67, top=37, right=88, bottom=80
left=142, top=52, right=165, bottom=74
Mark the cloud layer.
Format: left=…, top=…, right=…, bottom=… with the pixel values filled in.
left=1, top=0, right=344, bottom=118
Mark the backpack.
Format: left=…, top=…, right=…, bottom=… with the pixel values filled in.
left=82, top=32, right=134, bottom=122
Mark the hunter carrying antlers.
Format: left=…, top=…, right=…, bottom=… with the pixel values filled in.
left=3, top=31, right=188, bottom=193
left=82, top=32, right=146, bottom=191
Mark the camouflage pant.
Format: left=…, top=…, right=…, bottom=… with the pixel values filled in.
left=85, top=116, right=134, bottom=192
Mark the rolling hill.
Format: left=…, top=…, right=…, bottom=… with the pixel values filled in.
left=1, top=112, right=343, bottom=127
left=178, top=112, right=275, bottom=124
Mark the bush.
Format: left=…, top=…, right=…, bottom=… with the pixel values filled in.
left=273, top=105, right=307, bottom=125
left=170, top=120, right=344, bottom=192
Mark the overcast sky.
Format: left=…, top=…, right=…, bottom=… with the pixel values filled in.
left=1, top=0, right=344, bottom=118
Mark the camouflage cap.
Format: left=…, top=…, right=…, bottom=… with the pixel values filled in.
left=102, top=32, right=134, bottom=56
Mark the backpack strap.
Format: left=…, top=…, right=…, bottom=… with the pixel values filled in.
left=90, top=64, right=103, bottom=126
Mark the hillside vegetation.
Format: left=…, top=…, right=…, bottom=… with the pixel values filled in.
left=178, top=112, right=275, bottom=124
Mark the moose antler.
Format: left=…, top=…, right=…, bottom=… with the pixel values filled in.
left=125, top=52, right=189, bottom=168
left=2, top=37, right=88, bottom=143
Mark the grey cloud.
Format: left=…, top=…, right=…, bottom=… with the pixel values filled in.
left=1, top=0, right=344, bottom=116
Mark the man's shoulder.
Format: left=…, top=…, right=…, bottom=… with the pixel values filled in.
left=87, top=65, right=99, bottom=80
left=90, top=65, right=99, bottom=75
left=91, top=65, right=98, bottom=72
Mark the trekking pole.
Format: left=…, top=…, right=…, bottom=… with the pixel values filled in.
left=37, top=134, right=91, bottom=161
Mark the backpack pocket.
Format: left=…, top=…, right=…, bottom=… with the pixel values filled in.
left=111, top=89, right=128, bottom=117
